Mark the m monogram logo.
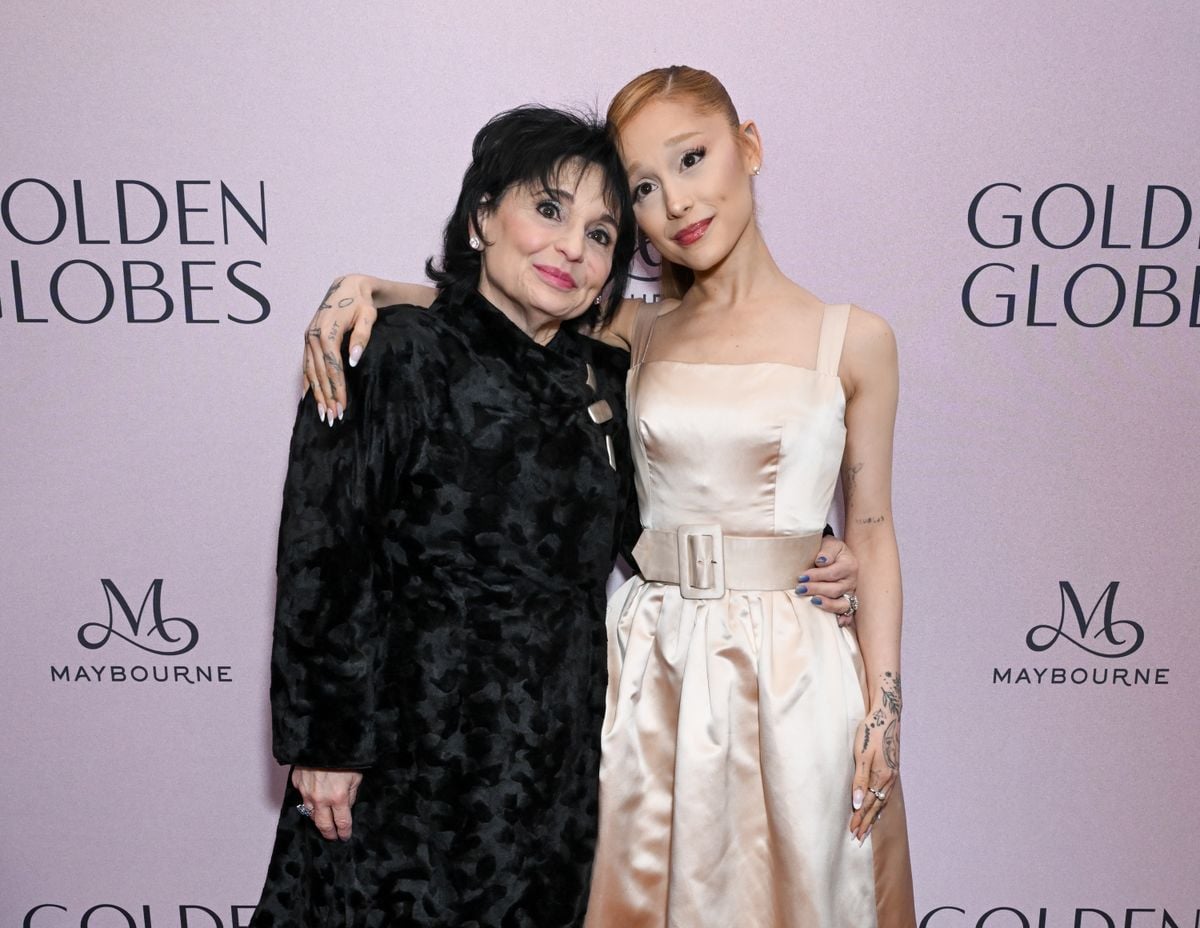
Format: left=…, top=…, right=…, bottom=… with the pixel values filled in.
left=1026, top=581, right=1144, bottom=658
left=77, top=579, right=199, bottom=656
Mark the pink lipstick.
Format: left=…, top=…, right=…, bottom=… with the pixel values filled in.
left=534, top=264, right=576, bottom=291
left=673, top=218, right=712, bottom=246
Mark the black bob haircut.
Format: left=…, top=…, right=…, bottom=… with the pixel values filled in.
left=425, top=106, right=636, bottom=328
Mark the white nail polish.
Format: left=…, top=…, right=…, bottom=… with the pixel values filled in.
left=317, top=405, right=326, bottom=423
left=337, top=403, right=345, bottom=421
left=349, top=346, right=363, bottom=367
left=852, top=789, right=864, bottom=811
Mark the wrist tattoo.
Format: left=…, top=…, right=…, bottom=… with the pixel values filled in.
left=862, top=672, right=902, bottom=769
left=881, top=671, right=902, bottom=716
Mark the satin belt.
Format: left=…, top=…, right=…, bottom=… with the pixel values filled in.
left=631, top=526, right=822, bottom=599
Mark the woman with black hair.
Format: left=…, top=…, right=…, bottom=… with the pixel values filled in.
left=250, top=107, right=640, bottom=927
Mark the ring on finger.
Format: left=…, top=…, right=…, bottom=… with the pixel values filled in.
left=869, top=786, right=886, bottom=803
left=840, top=591, right=859, bottom=618
left=295, top=803, right=313, bottom=817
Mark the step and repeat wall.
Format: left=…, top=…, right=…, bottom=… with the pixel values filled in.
left=2, top=1, right=1196, bottom=925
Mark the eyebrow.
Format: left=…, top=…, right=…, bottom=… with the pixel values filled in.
left=624, top=131, right=702, bottom=178
left=541, top=186, right=619, bottom=228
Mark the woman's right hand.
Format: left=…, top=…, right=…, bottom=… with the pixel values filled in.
left=304, top=275, right=379, bottom=423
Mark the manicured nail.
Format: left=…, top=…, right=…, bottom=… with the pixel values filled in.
left=796, top=585, right=808, bottom=594
left=317, top=404, right=326, bottom=423
left=349, top=346, right=363, bottom=367
left=853, top=789, right=863, bottom=810
left=798, top=575, right=810, bottom=583
left=328, top=414, right=335, bottom=428
left=816, top=556, right=828, bottom=565
left=812, top=596, right=823, bottom=606
left=337, top=403, right=344, bottom=421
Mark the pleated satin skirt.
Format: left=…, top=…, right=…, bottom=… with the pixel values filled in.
left=585, top=578, right=916, bottom=928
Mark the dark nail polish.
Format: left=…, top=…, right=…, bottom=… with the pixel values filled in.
left=812, top=596, right=823, bottom=605
left=797, top=585, right=808, bottom=594
left=798, top=575, right=810, bottom=583
left=816, top=556, right=828, bottom=565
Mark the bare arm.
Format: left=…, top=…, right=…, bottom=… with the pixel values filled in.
left=304, top=274, right=436, bottom=422
left=838, top=305, right=903, bottom=841
left=305, top=280, right=663, bottom=419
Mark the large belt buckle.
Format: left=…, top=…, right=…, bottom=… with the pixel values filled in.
left=676, top=523, right=725, bottom=600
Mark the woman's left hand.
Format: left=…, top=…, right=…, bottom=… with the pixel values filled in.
left=849, top=702, right=900, bottom=842
left=797, top=536, right=859, bottom=627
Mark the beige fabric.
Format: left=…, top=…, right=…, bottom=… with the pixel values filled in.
left=632, top=528, right=824, bottom=594
left=586, top=302, right=915, bottom=927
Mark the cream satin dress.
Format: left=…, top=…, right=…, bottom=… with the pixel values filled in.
left=586, top=302, right=915, bottom=928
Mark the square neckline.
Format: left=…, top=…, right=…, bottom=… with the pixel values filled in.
left=631, top=302, right=852, bottom=383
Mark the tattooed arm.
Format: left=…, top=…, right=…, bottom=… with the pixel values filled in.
left=302, top=275, right=651, bottom=422
left=838, top=305, right=903, bottom=842
left=304, top=275, right=437, bottom=422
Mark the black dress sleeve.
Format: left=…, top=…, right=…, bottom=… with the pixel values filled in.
left=268, top=333, right=415, bottom=769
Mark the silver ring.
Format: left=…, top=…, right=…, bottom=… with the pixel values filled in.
left=295, top=803, right=313, bottom=817
left=841, top=591, right=859, bottom=618
left=869, top=787, right=886, bottom=803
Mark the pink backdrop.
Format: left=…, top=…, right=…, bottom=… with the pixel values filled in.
left=3, top=1, right=1197, bottom=924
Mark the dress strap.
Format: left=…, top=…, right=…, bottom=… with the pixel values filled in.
left=814, top=303, right=851, bottom=376
left=630, top=300, right=662, bottom=367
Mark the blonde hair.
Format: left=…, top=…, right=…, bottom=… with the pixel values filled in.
left=607, top=66, right=743, bottom=300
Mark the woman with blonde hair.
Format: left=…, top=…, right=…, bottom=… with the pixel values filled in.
left=303, top=66, right=914, bottom=927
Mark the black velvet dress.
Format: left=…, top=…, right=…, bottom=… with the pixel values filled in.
left=251, top=284, right=635, bottom=928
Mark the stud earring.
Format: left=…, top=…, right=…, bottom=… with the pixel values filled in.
left=752, top=165, right=761, bottom=176
left=594, top=295, right=602, bottom=305
left=469, top=236, right=482, bottom=250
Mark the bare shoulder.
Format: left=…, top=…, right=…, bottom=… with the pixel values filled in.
left=594, top=295, right=681, bottom=350
left=844, top=304, right=897, bottom=359
left=841, top=304, right=898, bottom=394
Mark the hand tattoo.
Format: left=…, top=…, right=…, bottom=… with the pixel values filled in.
left=337, top=297, right=354, bottom=308
left=318, top=277, right=346, bottom=311
left=883, top=718, right=899, bottom=770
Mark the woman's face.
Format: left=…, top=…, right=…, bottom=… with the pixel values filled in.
left=477, top=160, right=619, bottom=332
left=618, top=98, right=760, bottom=273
